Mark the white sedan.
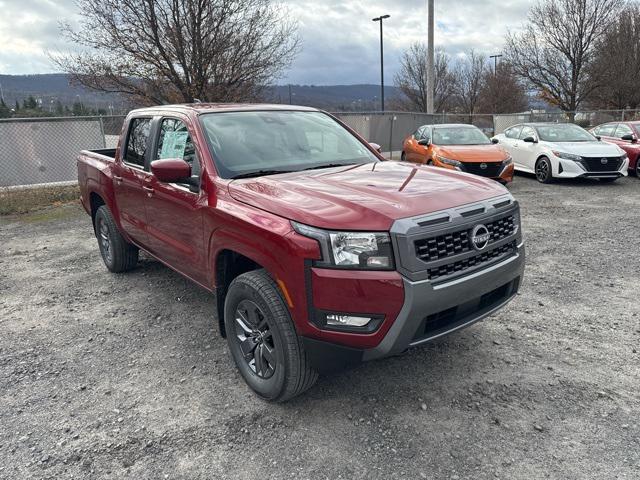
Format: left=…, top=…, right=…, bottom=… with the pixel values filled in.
left=492, top=123, right=629, bottom=183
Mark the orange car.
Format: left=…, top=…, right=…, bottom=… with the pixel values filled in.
left=401, top=124, right=514, bottom=184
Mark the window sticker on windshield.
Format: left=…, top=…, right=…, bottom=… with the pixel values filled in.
left=160, top=131, right=189, bottom=159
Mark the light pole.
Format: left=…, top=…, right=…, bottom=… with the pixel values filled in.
left=489, top=54, right=503, bottom=74
left=426, top=0, right=434, bottom=114
left=372, top=14, right=390, bottom=112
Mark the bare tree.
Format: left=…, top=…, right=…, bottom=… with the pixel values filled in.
left=589, top=5, right=640, bottom=109
left=505, top=0, right=624, bottom=113
left=394, top=43, right=456, bottom=112
left=453, top=50, right=488, bottom=117
left=50, top=0, right=299, bottom=105
left=477, top=61, right=529, bottom=114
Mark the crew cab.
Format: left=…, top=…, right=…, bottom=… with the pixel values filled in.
left=590, top=121, right=640, bottom=177
left=401, top=124, right=514, bottom=184
left=493, top=123, right=629, bottom=183
left=77, top=104, right=525, bottom=402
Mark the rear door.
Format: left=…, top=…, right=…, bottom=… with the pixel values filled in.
left=500, top=126, right=523, bottom=168
left=113, top=117, right=153, bottom=247
left=142, top=116, right=208, bottom=285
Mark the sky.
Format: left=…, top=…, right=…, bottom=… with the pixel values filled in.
left=0, top=0, right=531, bottom=85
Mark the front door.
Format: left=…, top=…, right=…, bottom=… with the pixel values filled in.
left=143, top=117, right=208, bottom=286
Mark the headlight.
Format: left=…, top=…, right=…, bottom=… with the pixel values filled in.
left=501, top=155, right=513, bottom=167
left=436, top=154, right=462, bottom=168
left=552, top=151, right=582, bottom=161
left=292, top=222, right=394, bottom=270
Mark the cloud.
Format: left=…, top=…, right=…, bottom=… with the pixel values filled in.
left=0, top=0, right=531, bottom=84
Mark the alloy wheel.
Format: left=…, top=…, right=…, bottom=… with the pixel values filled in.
left=536, top=159, right=549, bottom=182
left=98, top=217, right=113, bottom=264
left=234, top=299, right=276, bottom=379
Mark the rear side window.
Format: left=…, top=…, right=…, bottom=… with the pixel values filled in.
left=124, top=118, right=151, bottom=167
left=156, top=118, right=200, bottom=177
left=594, top=124, right=616, bottom=137
left=505, top=126, right=523, bottom=139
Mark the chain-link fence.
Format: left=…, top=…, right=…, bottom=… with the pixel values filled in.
left=0, top=115, right=126, bottom=187
left=2, top=109, right=639, bottom=189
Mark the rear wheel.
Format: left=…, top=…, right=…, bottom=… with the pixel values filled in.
left=224, top=269, right=317, bottom=402
left=535, top=157, right=554, bottom=184
left=94, top=206, right=138, bottom=273
left=636, top=160, right=640, bottom=177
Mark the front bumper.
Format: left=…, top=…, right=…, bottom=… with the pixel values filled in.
left=554, top=156, right=629, bottom=178
left=302, top=196, right=525, bottom=372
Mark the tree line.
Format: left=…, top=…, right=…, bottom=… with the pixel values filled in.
left=397, top=0, right=640, bottom=115
left=0, top=95, right=112, bottom=119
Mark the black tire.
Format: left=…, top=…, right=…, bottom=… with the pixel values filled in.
left=400, top=152, right=407, bottom=162
left=224, top=269, right=317, bottom=402
left=426, top=159, right=434, bottom=166
left=94, top=205, right=139, bottom=273
left=535, top=157, right=554, bottom=184
left=598, top=177, right=618, bottom=183
left=635, top=161, right=640, bottom=177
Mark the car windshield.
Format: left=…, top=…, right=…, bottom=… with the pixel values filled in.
left=199, top=111, right=379, bottom=178
left=432, top=126, right=491, bottom=145
left=536, top=124, right=596, bottom=142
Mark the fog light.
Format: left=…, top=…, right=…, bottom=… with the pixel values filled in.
left=366, top=256, right=390, bottom=268
left=326, top=314, right=372, bottom=327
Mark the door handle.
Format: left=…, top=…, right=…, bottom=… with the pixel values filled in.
left=143, top=186, right=154, bottom=197
left=114, top=175, right=123, bottom=185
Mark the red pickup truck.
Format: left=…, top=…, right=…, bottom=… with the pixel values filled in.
left=77, top=104, right=525, bottom=402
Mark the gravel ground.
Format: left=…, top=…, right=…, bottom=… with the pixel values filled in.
left=1, top=174, right=639, bottom=480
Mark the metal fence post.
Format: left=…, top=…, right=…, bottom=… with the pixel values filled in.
left=388, top=115, right=394, bottom=159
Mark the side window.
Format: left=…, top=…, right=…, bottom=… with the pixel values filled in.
left=156, top=118, right=200, bottom=178
left=596, top=124, right=616, bottom=137
left=415, top=127, right=425, bottom=140
left=505, top=126, right=523, bottom=139
left=519, top=126, right=536, bottom=140
left=124, top=118, right=152, bottom=167
left=614, top=123, right=633, bottom=139
left=422, top=127, right=431, bottom=142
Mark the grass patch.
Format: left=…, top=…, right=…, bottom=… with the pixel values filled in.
left=0, top=184, right=80, bottom=216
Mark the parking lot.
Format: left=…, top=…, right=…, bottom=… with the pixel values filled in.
left=0, top=173, right=639, bottom=479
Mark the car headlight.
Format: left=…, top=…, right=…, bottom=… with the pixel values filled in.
left=501, top=155, right=513, bottom=167
left=292, top=222, right=394, bottom=270
left=436, top=154, right=462, bottom=168
left=552, top=151, right=582, bottom=161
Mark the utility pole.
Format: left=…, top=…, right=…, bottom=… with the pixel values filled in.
left=372, top=14, right=390, bottom=112
left=489, top=54, right=503, bottom=74
left=426, top=0, right=434, bottom=114
left=288, top=84, right=292, bottom=105
left=0, top=80, right=5, bottom=104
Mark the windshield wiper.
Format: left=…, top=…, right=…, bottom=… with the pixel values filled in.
left=231, top=169, right=293, bottom=179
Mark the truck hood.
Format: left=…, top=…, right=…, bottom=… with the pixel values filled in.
left=228, top=161, right=508, bottom=231
left=436, top=144, right=509, bottom=162
left=542, top=141, right=625, bottom=156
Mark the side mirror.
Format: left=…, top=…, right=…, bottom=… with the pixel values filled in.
left=151, top=158, right=191, bottom=183
left=418, top=139, right=431, bottom=146
left=522, top=136, right=537, bottom=143
left=369, top=142, right=382, bottom=153
left=491, top=138, right=499, bottom=144
left=621, top=134, right=636, bottom=142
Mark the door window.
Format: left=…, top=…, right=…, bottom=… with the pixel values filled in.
left=519, top=126, right=537, bottom=140
left=594, top=124, right=616, bottom=137
left=124, top=118, right=152, bottom=167
left=156, top=118, right=200, bottom=178
left=614, top=123, right=633, bottom=139
left=504, top=126, right=523, bottom=139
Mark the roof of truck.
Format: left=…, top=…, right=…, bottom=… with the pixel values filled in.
left=129, top=103, right=320, bottom=115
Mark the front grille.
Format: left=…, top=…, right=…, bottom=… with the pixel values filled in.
left=580, top=156, right=622, bottom=172
left=427, top=241, right=517, bottom=281
left=415, top=215, right=515, bottom=263
left=462, top=162, right=503, bottom=177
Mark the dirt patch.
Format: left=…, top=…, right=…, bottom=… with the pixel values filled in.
left=0, top=175, right=639, bottom=479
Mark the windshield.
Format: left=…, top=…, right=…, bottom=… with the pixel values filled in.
left=199, top=111, right=379, bottom=178
left=432, top=126, right=491, bottom=145
left=536, top=124, right=596, bottom=142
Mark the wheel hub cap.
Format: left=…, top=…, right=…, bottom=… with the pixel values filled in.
left=234, top=300, right=276, bottom=379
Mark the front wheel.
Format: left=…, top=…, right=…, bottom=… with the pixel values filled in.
left=535, top=157, right=554, bottom=184
left=224, top=270, right=318, bottom=402
left=400, top=152, right=407, bottom=162
left=635, top=160, right=640, bottom=177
